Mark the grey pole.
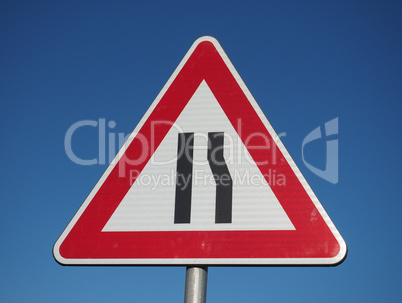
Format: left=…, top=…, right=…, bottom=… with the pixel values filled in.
left=184, top=266, right=208, bottom=303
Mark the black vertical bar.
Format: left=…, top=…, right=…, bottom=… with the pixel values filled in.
left=208, top=132, right=233, bottom=223
left=174, top=132, right=194, bottom=224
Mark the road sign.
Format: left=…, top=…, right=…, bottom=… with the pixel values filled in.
left=54, top=36, right=347, bottom=265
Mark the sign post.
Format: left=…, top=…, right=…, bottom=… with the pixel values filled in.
left=54, top=36, right=346, bottom=301
left=184, top=266, right=208, bottom=303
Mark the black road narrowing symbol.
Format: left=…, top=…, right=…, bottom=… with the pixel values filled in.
left=174, top=132, right=233, bottom=224
left=174, top=133, right=194, bottom=224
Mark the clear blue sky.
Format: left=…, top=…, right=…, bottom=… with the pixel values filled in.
left=1, top=0, right=401, bottom=302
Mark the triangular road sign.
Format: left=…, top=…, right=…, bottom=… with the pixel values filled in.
left=54, top=36, right=347, bottom=265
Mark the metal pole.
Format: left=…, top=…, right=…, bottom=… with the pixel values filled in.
left=184, top=266, right=208, bottom=303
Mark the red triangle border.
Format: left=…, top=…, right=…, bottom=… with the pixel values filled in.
left=54, top=37, right=346, bottom=265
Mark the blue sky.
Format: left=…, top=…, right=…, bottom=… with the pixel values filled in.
left=1, top=0, right=401, bottom=302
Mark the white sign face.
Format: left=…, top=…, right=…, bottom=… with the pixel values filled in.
left=54, top=36, right=347, bottom=266
left=103, top=81, right=295, bottom=232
